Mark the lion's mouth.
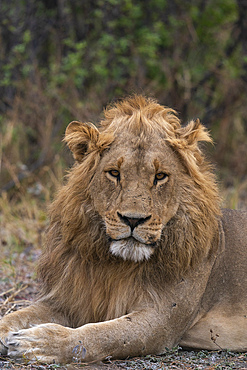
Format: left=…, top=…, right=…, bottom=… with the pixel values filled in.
left=109, top=236, right=156, bottom=248
left=109, top=237, right=156, bottom=262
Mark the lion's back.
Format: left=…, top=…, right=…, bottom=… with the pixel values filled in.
left=222, top=208, right=247, bottom=286
left=204, top=209, right=247, bottom=306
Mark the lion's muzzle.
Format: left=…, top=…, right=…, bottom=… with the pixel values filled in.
left=105, top=211, right=163, bottom=262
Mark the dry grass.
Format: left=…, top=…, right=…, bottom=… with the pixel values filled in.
left=0, top=191, right=45, bottom=317
left=221, top=179, right=247, bottom=211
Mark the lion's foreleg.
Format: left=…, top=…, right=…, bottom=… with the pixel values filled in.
left=72, top=311, right=167, bottom=362
left=4, top=310, right=168, bottom=363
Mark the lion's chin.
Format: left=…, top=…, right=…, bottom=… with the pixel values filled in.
left=109, top=238, right=155, bottom=263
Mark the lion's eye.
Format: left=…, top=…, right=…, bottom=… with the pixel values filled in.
left=154, top=172, right=168, bottom=185
left=108, top=170, right=120, bottom=178
left=155, top=173, right=167, bottom=181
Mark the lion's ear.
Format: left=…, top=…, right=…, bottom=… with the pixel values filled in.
left=64, top=121, right=113, bottom=162
left=176, top=119, right=212, bottom=150
left=167, top=119, right=213, bottom=182
left=180, top=119, right=212, bottom=147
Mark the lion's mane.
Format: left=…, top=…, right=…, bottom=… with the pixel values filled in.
left=38, top=96, right=221, bottom=327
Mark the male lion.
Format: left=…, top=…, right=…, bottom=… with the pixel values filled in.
left=0, top=96, right=247, bottom=364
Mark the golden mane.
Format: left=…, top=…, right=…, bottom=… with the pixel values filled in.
left=101, top=95, right=180, bottom=136
left=37, top=95, right=221, bottom=327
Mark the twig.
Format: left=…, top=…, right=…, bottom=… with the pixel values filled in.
left=0, top=287, right=15, bottom=297
left=4, top=303, right=17, bottom=316
left=2, top=284, right=28, bottom=307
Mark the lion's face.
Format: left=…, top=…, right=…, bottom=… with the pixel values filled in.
left=89, top=131, right=181, bottom=262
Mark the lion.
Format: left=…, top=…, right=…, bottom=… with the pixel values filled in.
left=0, top=95, right=247, bottom=364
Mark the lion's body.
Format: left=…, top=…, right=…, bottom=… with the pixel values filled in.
left=181, top=209, right=247, bottom=350
left=0, top=96, right=247, bottom=363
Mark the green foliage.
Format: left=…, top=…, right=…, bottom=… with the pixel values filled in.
left=1, top=29, right=32, bottom=87
left=0, top=0, right=247, bottom=192
left=0, top=0, right=240, bottom=99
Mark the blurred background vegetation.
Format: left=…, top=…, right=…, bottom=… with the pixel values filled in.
left=0, top=2, right=247, bottom=366
left=0, top=0, right=247, bottom=207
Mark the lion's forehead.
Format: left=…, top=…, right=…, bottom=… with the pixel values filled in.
left=100, top=134, right=179, bottom=175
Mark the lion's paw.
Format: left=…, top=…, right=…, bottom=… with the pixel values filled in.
left=6, top=324, right=73, bottom=364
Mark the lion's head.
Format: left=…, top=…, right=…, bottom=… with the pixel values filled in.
left=62, top=95, right=221, bottom=267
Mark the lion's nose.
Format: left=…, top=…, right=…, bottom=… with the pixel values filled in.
left=117, top=212, right=151, bottom=231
